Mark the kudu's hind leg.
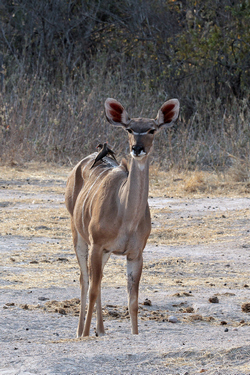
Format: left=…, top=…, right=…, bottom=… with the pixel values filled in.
left=127, top=254, right=143, bottom=334
left=83, top=244, right=103, bottom=337
left=95, top=251, right=111, bottom=336
left=74, top=231, right=89, bottom=337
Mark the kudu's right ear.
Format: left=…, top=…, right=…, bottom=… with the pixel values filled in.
left=105, top=98, right=130, bottom=127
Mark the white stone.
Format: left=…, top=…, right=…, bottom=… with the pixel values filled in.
left=168, top=316, right=179, bottom=323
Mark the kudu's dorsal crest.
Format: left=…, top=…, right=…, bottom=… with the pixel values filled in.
left=105, top=98, right=180, bottom=158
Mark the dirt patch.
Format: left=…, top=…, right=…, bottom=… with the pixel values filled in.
left=0, top=163, right=250, bottom=374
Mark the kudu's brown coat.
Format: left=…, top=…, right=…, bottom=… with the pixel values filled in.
left=65, top=98, right=180, bottom=337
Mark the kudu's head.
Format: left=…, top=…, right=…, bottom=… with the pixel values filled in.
left=105, top=98, right=180, bottom=160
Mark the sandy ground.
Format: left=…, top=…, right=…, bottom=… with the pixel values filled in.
left=0, top=165, right=250, bottom=375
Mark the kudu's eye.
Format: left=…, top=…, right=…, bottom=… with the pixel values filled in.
left=148, top=129, right=156, bottom=134
left=126, top=128, right=133, bottom=134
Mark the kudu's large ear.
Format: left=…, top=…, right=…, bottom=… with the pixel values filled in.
left=105, top=98, right=130, bottom=127
left=155, top=99, right=180, bottom=128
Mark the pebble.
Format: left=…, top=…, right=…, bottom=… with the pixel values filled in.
left=143, top=298, right=152, bottom=306
left=209, top=296, right=219, bottom=303
left=168, top=316, right=179, bottom=323
left=58, top=308, right=67, bottom=315
left=241, top=302, right=250, bottom=312
left=57, top=257, right=69, bottom=262
left=38, top=297, right=49, bottom=301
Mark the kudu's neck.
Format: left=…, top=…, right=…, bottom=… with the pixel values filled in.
left=120, top=156, right=150, bottom=226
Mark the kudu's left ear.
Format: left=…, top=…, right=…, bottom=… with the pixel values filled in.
left=105, top=98, right=131, bottom=127
left=155, top=99, right=180, bottom=128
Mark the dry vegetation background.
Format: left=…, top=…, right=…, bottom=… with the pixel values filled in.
left=0, top=0, right=249, bottom=177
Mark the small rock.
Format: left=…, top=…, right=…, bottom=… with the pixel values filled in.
left=38, top=297, right=49, bottom=301
left=143, top=298, right=152, bottom=306
left=183, top=307, right=194, bottom=313
left=241, top=303, right=250, bottom=312
left=58, top=308, right=66, bottom=315
left=224, top=328, right=229, bottom=332
left=168, top=316, right=179, bottom=323
left=209, top=296, right=219, bottom=303
left=220, top=321, right=227, bottom=325
left=243, top=284, right=249, bottom=288
left=20, top=304, right=29, bottom=310
left=57, top=257, right=69, bottom=262
left=34, top=225, right=50, bottom=230
left=108, top=310, right=119, bottom=317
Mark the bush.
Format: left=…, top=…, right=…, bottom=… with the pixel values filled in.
left=0, top=0, right=249, bottom=170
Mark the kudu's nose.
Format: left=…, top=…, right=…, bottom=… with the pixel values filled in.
left=132, top=144, right=145, bottom=156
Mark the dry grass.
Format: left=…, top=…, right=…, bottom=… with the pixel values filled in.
left=1, top=68, right=249, bottom=172
left=227, top=156, right=250, bottom=183
left=149, top=166, right=250, bottom=198
left=1, top=162, right=249, bottom=198
left=1, top=163, right=249, bottom=375
left=149, top=207, right=249, bottom=245
left=1, top=163, right=249, bottom=293
left=162, top=346, right=250, bottom=374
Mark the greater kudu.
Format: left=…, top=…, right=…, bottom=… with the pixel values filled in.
left=65, top=98, right=180, bottom=337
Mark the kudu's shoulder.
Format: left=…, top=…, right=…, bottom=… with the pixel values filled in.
left=65, top=154, right=128, bottom=216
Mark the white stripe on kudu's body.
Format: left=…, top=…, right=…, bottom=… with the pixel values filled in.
left=65, top=97, right=180, bottom=337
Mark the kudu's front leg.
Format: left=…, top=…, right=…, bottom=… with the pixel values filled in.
left=126, top=254, right=143, bottom=334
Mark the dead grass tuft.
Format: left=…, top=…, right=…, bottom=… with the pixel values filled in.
left=148, top=166, right=250, bottom=197
left=184, top=171, right=206, bottom=193
left=227, top=157, right=250, bottom=182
